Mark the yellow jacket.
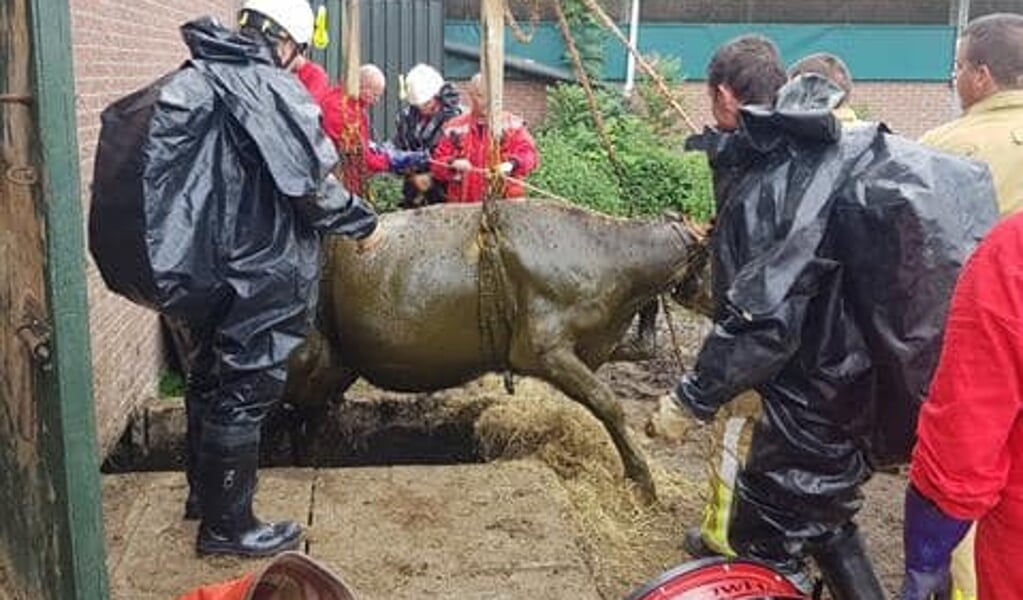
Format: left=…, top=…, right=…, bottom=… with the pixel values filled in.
left=834, top=106, right=863, bottom=128
left=920, top=90, right=1023, bottom=215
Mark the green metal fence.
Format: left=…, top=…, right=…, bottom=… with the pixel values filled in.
left=309, top=0, right=445, bottom=139
left=444, top=21, right=958, bottom=82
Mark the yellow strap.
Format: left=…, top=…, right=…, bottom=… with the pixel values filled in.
left=313, top=5, right=330, bottom=49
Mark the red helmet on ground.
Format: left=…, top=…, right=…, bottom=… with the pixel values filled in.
left=625, top=558, right=810, bottom=600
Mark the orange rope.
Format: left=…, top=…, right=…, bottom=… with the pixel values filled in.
left=427, top=157, right=577, bottom=206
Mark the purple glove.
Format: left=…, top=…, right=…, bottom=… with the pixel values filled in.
left=385, top=148, right=429, bottom=173
left=899, top=484, right=971, bottom=600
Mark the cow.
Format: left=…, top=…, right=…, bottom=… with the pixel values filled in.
left=283, top=199, right=701, bottom=501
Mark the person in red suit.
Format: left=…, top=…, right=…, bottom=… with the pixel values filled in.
left=294, top=60, right=426, bottom=194
left=431, top=73, right=538, bottom=203
left=900, top=211, right=1023, bottom=600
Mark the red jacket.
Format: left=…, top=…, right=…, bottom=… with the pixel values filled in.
left=430, top=111, right=538, bottom=203
left=295, top=62, right=389, bottom=194
left=910, top=213, right=1023, bottom=600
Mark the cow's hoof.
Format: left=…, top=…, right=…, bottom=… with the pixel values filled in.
left=610, top=339, right=656, bottom=362
left=630, top=476, right=658, bottom=505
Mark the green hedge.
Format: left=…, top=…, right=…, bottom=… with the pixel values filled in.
left=365, top=80, right=715, bottom=223
left=531, top=83, right=714, bottom=222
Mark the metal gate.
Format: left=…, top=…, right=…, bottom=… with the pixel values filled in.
left=1, top=0, right=108, bottom=598
left=309, top=0, right=445, bottom=140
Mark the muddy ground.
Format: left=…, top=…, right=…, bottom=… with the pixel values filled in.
left=597, top=309, right=907, bottom=596
left=100, top=306, right=907, bottom=599
left=299, top=306, right=908, bottom=597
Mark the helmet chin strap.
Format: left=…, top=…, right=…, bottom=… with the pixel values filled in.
left=240, top=9, right=303, bottom=69
left=275, top=40, right=307, bottom=70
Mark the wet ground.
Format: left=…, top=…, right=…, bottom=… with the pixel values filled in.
left=101, top=307, right=907, bottom=599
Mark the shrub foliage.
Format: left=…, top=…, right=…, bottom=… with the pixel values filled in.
left=532, top=82, right=713, bottom=222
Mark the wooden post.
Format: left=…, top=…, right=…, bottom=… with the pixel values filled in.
left=1, top=0, right=109, bottom=598
left=341, top=0, right=360, bottom=96
left=480, top=0, right=504, bottom=140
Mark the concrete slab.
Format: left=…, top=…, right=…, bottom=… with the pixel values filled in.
left=103, top=469, right=315, bottom=600
left=311, top=461, right=601, bottom=600
left=103, top=462, right=600, bottom=600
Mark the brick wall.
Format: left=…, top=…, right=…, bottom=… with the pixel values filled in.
left=447, top=80, right=561, bottom=131
left=70, top=0, right=241, bottom=456
left=677, top=81, right=959, bottom=139
left=487, top=80, right=958, bottom=140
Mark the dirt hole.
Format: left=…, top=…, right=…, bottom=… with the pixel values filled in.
left=101, top=393, right=492, bottom=474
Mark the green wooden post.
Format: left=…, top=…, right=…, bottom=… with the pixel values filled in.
left=31, top=0, right=109, bottom=597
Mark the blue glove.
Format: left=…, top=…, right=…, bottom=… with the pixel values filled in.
left=672, top=374, right=718, bottom=423
left=385, top=148, right=429, bottom=173
left=899, top=484, right=971, bottom=600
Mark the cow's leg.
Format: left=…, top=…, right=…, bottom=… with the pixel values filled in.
left=539, top=347, right=657, bottom=502
left=610, top=300, right=658, bottom=362
left=282, top=328, right=358, bottom=465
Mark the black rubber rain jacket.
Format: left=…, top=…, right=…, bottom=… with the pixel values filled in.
left=681, top=75, right=997, bottom=548
left=89, top=18, right=377, bottom=420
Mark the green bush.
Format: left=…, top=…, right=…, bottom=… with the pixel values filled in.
left=531, top=132, right=623, bottom=214
left=540, top=84, right=626, bottom=134
left=531, top=83, right=714, bottom=222
left=366, top=174, right=404, bottom=213
left=633, top=54, right=690, bottom=138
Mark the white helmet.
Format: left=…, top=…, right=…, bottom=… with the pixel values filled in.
left=240, top=0, right=314, bottom=46
left=405, top=64, right=445, bottom=107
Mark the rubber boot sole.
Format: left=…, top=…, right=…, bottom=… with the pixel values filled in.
left=196, top=535, right=302, bottom=558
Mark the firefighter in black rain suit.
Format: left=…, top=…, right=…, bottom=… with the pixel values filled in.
left=89, top=4, right=379, bottom=558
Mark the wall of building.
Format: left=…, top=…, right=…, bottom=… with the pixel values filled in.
left=448, top=0, right=1022, bottom=24
left=445, top=22, right=959, bottom=82
left=69, top=0, right=241, bottom=455
left=489, top=80, right=957, bottom=144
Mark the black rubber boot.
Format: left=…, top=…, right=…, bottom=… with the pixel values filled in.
left=196, top=421, right=302, bottom=558
left=183, top=387, right=205, bottom=520
left=682, top=526, right=720, bottom=559
left=179, top=324, right=215, bottom=521
left=811, top=524, right=885, bottom=600
left=184, top=490, right=202, bottom=521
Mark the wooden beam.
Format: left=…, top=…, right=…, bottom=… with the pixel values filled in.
left=480, top=0, right=504, bottom=139
left=1, top=0, right=109, bottom=598
left=30, top=0, right=109, bottom=596
left=341, top=0, right=360, bottom=96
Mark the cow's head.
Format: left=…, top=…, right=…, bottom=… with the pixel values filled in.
left=660, top=211, right=713, bottom=316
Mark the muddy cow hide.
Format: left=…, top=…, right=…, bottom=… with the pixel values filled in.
left=283, top=199, right=699, bottom=500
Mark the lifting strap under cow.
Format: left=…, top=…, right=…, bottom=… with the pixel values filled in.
left=477, top=137, right=516, bottom=394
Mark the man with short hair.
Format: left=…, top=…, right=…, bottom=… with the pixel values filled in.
left=789, top=52, right=862, bottom=126
left=705, top=35, right=786, bottom=130
left=899, top=13, right=1023, bottom=600
left=292, top=57, right=426, bottom=189
left=687, top=51, right=869, bottom=565
left=430, top=73, right=538, bottom=203
left=673, top=33, right=990, bottom=599
left=680, top=35, right=786, bottom=565
left=322, top=64, right=427, bottom=195
left=920, top=12, right=1023, bottom=215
